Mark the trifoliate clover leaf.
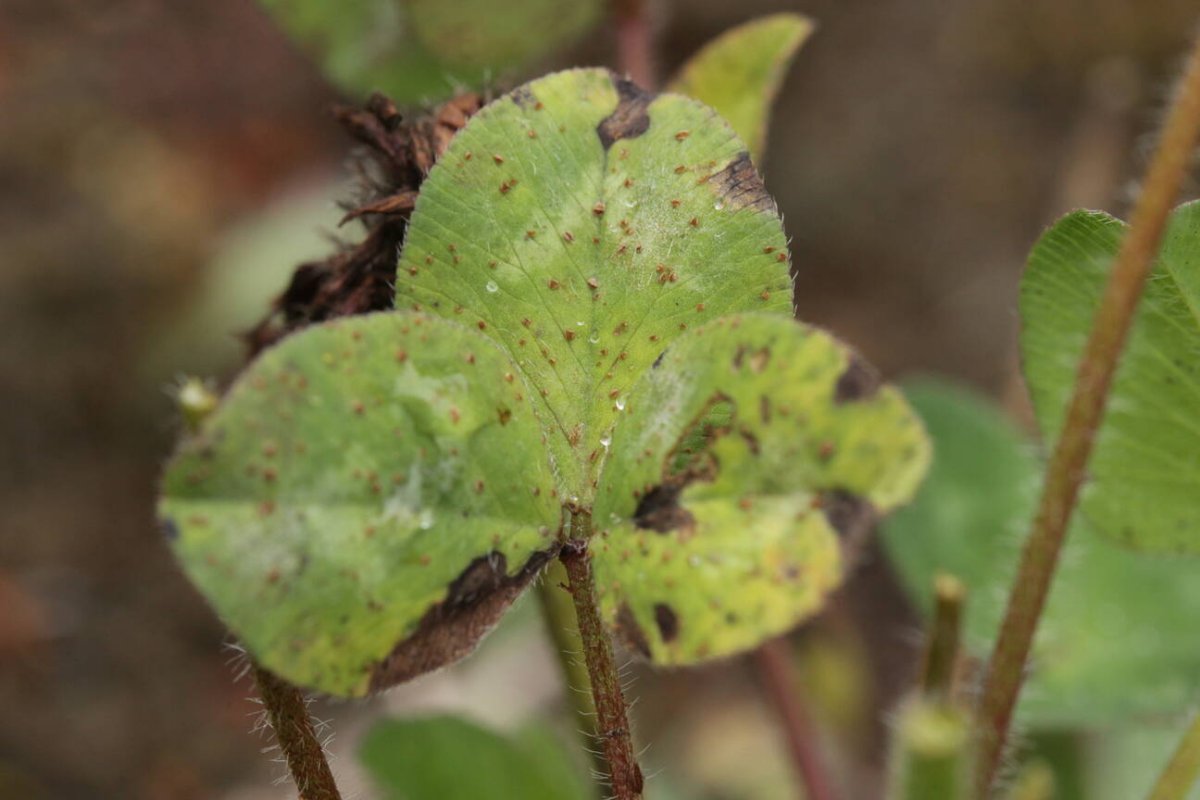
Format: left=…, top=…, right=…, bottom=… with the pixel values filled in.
left=159, top=68, right=930, bottom=694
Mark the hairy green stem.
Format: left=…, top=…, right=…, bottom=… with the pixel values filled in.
left=753, top=637, right=840, bottom=800
left=1147, top=712, right=1200, bottom=800
left=537, top=559, right=605, bottom=787
left=559, top=513, right=644, bottom=800
left=889, top=698, right=972, bottom=800
left=974, top=27, right=1200, bottom=796
left=251, top=662, right=342, bottom=800
left=922, top=574, right=965, bottom=701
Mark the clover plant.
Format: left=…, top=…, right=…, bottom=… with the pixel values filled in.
left=156, top=4, right=1200, bottom=799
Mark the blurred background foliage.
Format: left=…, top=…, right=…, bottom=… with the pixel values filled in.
left=3, top=0, right=1200, bottom=798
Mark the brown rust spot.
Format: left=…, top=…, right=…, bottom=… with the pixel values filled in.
left=711, top=152, right=775, bottom=213
left=834, top=354, right=882, bottom=404
left=368, top=548, right=557, bottom=691
left=597, top=74, right=654, bottom=150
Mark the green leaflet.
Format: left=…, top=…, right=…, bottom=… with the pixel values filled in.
left=159, top=313, right=559, bottom=696
left=258, top=0, right=598, bottom=103
left=882, top=381, right=1200, bottom=726
left=257, top=0, right=459, bottom=102
left=408, top=0, right=600, bottom=72
left=361, top=715, right=592, bottom=800
left=668, top=13, right=812, bottom=164
left=592, top=314, right=930, bottom=664
left=1020, top=203, right=1200, bottom=552
left=397, top=68, right=793, bottom=495
left=160, top=69, right=931, bottom=690
left=147, top=186, right=340, bottom=377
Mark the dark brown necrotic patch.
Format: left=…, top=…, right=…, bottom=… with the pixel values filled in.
left=509, top=85, right=538, bottom=109
left=634, top=483, right=696, bottom=534
left=615, top=603, right=651, bottom=658
left=597, top=75, right=654, bottom=150
left=368, top=547, right=556, bottom=691
left=653, top=603, right=679, bottom=642
left=711, top=152, right=775, bottom=213
left=834, top=354, right=882, bottom=404
left=819, top=489, right=877, bottom=544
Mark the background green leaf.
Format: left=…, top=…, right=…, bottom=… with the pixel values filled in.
left=1020, top=204, right=1200, bottom=552
left=143, top=184, right=343, bottom=379
left=667, top=13, right=813, bottom=163
left=258, top=0, right=598, bottom=103
left=396, top=68, right=793, bottom=498
left=360, top=715, right=592, bottom=800
left=158, top=312, right=560, bottom=696
left=593, top=313, right=930, bottom=665
left=881, top=380, right=1200, bottom=726
left=408, top=0, right=600, bottom=72
left=1088, top=723, right=1200, bottom=800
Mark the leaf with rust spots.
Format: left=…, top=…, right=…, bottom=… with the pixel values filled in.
left=1020, top=204, right=1200, bottom=552
left=398, top=68, right=793, bottom=495
left=592, top=314, right=929, bottom=666
left=159, top=313, right=559, bottom=696
left=158, top=67, right=933, bottom=695
left=668, top=13, right=813, bottom=163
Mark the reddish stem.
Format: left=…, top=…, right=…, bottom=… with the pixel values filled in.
left=560, top=519, right=644, bottom=800
left=612, top=0, right=655, bottom=89
left=754, top=637, right=840, bottom=800
left=251, top=662, right=342, bottom=800
left=974, top=27, right=1200, bottom=797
